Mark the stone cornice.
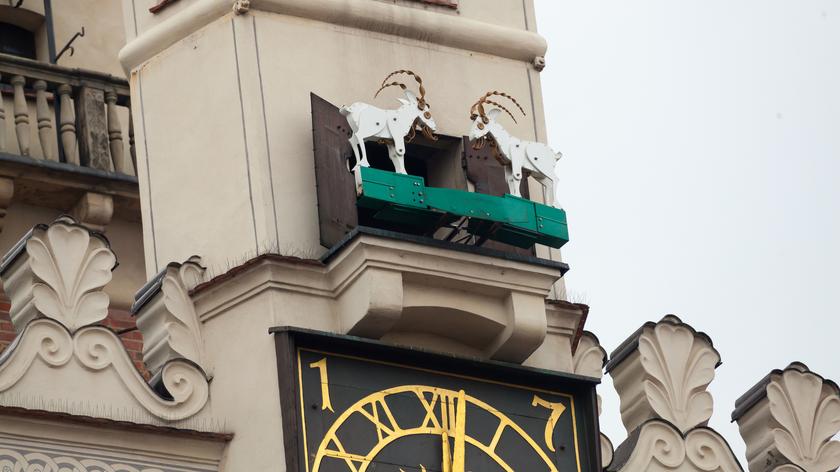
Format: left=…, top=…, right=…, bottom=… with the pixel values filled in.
left=192, top=231, right=564, bottom=363
left=119, top=0, right=548, bottom=72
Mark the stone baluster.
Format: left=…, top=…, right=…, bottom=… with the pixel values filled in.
left=105, top=90, right=130, bottom=174
left=0, top=74, right=6, bottom=151
left=733, top=362, right=840, bottom=472
left=33, top=80, right=55, bottom=161
left=11, top=75, right=30, bottom=156
left=57, top=84, right=79, bottom=165
left=128, top=105, right=137, bottom=172
left=75, top=86, right=112, bottom=171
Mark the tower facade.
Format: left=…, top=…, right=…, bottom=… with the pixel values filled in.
left=0, top=2, right=837, bottom=472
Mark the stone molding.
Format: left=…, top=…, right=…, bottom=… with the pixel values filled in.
left=607, top=315, right=722, bottom=434
left=609, top=420, right=743, bottom=472
left=119, top=0, right=547, bottom=72
left=734, top=362, right=840, bottom=472
left=193, top=233, right=567, bottom=364
left=0, top=318, right=209, bottom=421
left=0, top=215, right=117, bottom=333
left=132, top=256, right=209, bottom=377
left=0, top=447, right=184, bottom=472
left=70, top=192, right=115, bottom=232
left=0, top=414, right=225, bottom=472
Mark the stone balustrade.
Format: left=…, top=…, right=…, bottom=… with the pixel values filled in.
left=0, top=53, right=134, bottom=175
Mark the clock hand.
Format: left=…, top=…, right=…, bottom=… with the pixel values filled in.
left=452, top=390, right=466, bottom=472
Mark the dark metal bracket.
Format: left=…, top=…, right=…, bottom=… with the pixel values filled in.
left=55, top=26, right=85, bottom=63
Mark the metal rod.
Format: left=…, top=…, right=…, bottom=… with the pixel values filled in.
left=55, top=26, right=85, bottom=63
left=43, top=0, right=57, bottom=63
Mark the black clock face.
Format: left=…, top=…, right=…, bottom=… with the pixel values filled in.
left=273, top=329, right=600, bottom=472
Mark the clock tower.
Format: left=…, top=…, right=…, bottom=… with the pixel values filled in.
left=118, top=0, right=595, bottom=469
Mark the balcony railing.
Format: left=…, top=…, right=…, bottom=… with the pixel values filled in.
left=0, top=53, right=135, bottom=176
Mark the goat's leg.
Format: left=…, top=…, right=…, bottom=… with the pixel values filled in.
left=388, top=139, right=408, bottom=174
left=349, top=134, right=362, bottom=171
left=504, top=164, right=521, bottom=197
left=358, top=136, right=370, bottom=169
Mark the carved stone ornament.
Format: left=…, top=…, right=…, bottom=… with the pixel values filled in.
left=609, top=420, right=743, bottom=472
left=572, top=331, right=614, bottom=468
left=0, top=318, right=209, bottom=421
left=607, top=315, right=722, bottom=434
left=0, top=450, right=173, bottom=472
left=132, top=256, right=209, bottom=376
left=734, top=362, right=840, bottom=472
left=0, top=215, right=116, bottom=333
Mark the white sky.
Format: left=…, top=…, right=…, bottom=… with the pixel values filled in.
left=535, top=0, right=840, bottom=464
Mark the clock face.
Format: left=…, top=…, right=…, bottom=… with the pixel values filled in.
left=273, top=328, right=600, bottom=472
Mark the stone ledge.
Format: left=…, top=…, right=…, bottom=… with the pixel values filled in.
left=193, top=230, right=571, bottom=365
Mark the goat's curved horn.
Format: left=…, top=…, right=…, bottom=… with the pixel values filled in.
left=484, top=99, right=518, bottom=124
left=374, top=81, right=407, bottom=98
left=380, top=70, right=427, bottom=109
left=472, top=90, right=527, bottom=122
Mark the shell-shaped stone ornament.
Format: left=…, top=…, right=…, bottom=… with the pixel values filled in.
left=638, top=320, right=720, bottom=432
left=767, top=368, right=840, bottom=471
left=26, top=216, right=116, bottom=331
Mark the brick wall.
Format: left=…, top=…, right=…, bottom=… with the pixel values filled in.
left=0, top=293, right=149, bottom=380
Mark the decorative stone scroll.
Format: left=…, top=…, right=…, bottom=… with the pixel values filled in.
left=607, top=315, right=722, bottom=434
left=132, top=256, right=209, bottom=376
left=733, top=362, right=840, bottom=472
left=0, top=318, right=209, bottom=421
left=572, top=331, right=614, bottom=469
left=0, top=215, right=116, bottom=333
left=608, top=420, right=743, bottom=472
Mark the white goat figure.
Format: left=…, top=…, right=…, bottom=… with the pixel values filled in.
left=468, top=91, right=562, bottom=205
left=340, top=70, right=437, bottom=188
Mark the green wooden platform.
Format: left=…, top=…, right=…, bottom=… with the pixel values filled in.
left=356, top=167, right=568, bottom=249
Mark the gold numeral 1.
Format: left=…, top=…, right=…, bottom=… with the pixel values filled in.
left=532, top=395, right=566, bottom=452
left=309, top=358, right=334, bottom=412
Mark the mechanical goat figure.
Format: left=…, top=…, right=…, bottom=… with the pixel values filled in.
left=468, top=91, right=562, bottom=205
left=341, top=70, right=437, bottom=188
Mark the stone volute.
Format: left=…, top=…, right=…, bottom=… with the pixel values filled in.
left=733, top=362, right=840, bottom=472
left=0, top=216, right=211, bottom=423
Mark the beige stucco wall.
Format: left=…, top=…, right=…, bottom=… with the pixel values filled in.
left=9, top=0, right=126, bottom=76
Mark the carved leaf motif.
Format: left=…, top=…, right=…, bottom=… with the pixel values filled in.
left=638, top=323, right=719, bottom=432
left=160, top=264, right=206, bottom=371
left=26, top=222, right=115, bottom=331
left=572, top=333, right=605, bottom=379
left=768, top=369, right=840, bottom=471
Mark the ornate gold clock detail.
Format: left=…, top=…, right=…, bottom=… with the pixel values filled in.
left=312, top=385, right=560, bottom=472
left=273, top=328, right=599, bottom=472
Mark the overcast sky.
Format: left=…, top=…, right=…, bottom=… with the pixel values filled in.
left=535, top=0, right=840, bottom=463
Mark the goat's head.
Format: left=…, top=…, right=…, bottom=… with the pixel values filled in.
left=468, top=91, right=526, bottom=142
left=375, top=70, right=437, bottom=138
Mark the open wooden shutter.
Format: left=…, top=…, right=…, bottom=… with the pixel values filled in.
left=462, top=136, right=536, bottom=256
left=311, top=93, right=357, bottom=248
